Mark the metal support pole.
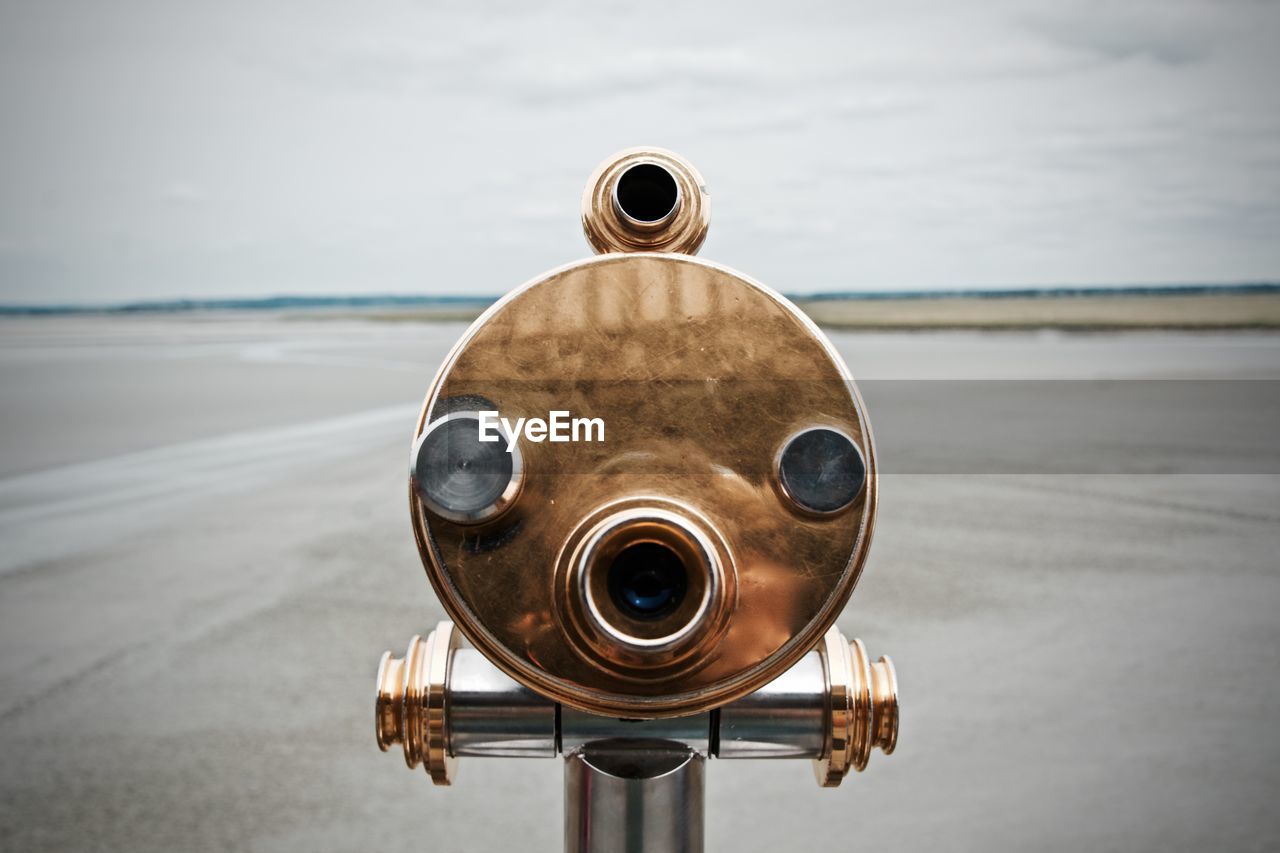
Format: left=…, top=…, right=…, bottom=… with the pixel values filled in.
left=565, top=742, right=705, bottom=853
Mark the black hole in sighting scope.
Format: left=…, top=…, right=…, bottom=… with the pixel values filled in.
left=607, top=542, right=688, bottom=620
left=616, top=163, right=679, bottom=222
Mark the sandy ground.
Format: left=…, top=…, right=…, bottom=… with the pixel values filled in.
left=0, top=316, right=1278, bottom=852
left=795, top=291, right=1280, bottom=329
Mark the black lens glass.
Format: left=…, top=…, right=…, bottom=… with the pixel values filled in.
left=616, top=163, right=679, bottom=222
left=607, top=542, right=688, bottom=620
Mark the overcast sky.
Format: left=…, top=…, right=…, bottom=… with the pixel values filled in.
left=1, top=0, right=1277, bottom=303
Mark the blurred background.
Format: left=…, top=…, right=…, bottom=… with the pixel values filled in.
left=1, top=1, right=1278, bottom=851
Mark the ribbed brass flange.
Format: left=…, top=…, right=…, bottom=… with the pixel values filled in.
left=814, top=627, right=899, bottom=787
left=375, top=621, right=462, bottom=785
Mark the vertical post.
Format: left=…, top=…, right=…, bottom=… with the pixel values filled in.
left=564, top=741, right=705, bottom=853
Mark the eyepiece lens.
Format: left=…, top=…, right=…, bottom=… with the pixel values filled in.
left=607, top=542, right=688, bottom=620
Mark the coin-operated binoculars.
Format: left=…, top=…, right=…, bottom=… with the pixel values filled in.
left=374, top=149, right=899, bottom=853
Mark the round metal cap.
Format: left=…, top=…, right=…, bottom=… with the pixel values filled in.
left=776, top=427, right=866, bottom=515
left=411, top=413, right=523, bottom=525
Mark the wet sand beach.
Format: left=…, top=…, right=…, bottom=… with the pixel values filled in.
left=0, top=316, right=1278, bottom=852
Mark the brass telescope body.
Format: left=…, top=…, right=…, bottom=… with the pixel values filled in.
left=375, top=149, right=900, bottom=846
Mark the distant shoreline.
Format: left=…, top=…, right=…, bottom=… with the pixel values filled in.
left=794, top=291, right=1280, bottom=330
left=3, top=283, right=1279, bottom=330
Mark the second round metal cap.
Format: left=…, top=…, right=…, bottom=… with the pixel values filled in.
left=777, top=428, right=866, bottom=514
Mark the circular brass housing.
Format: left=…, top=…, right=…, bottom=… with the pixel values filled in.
left=410, top=253, right=877, bottom=718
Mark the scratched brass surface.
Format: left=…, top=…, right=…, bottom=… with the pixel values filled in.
left=410, top=252, right=877, bottom=717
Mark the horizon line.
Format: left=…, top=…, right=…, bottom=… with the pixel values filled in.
left=2, top=281, right=1277, bottom=316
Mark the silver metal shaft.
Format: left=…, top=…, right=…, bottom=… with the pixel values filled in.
left=565, top=743, right=705, bottom=853
left=446, top=646, right=830, bottom=760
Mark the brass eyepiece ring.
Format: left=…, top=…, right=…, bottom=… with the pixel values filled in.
left=579, top=508, right=719, bottom=654
left=556, top=498, right=736, bottom=678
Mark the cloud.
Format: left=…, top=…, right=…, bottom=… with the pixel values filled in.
left=1, top=0, right=1277, bottom=301
left=159, top=182, right=213, bottom=206
left=1022, top=2, right=1224, bottom=66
